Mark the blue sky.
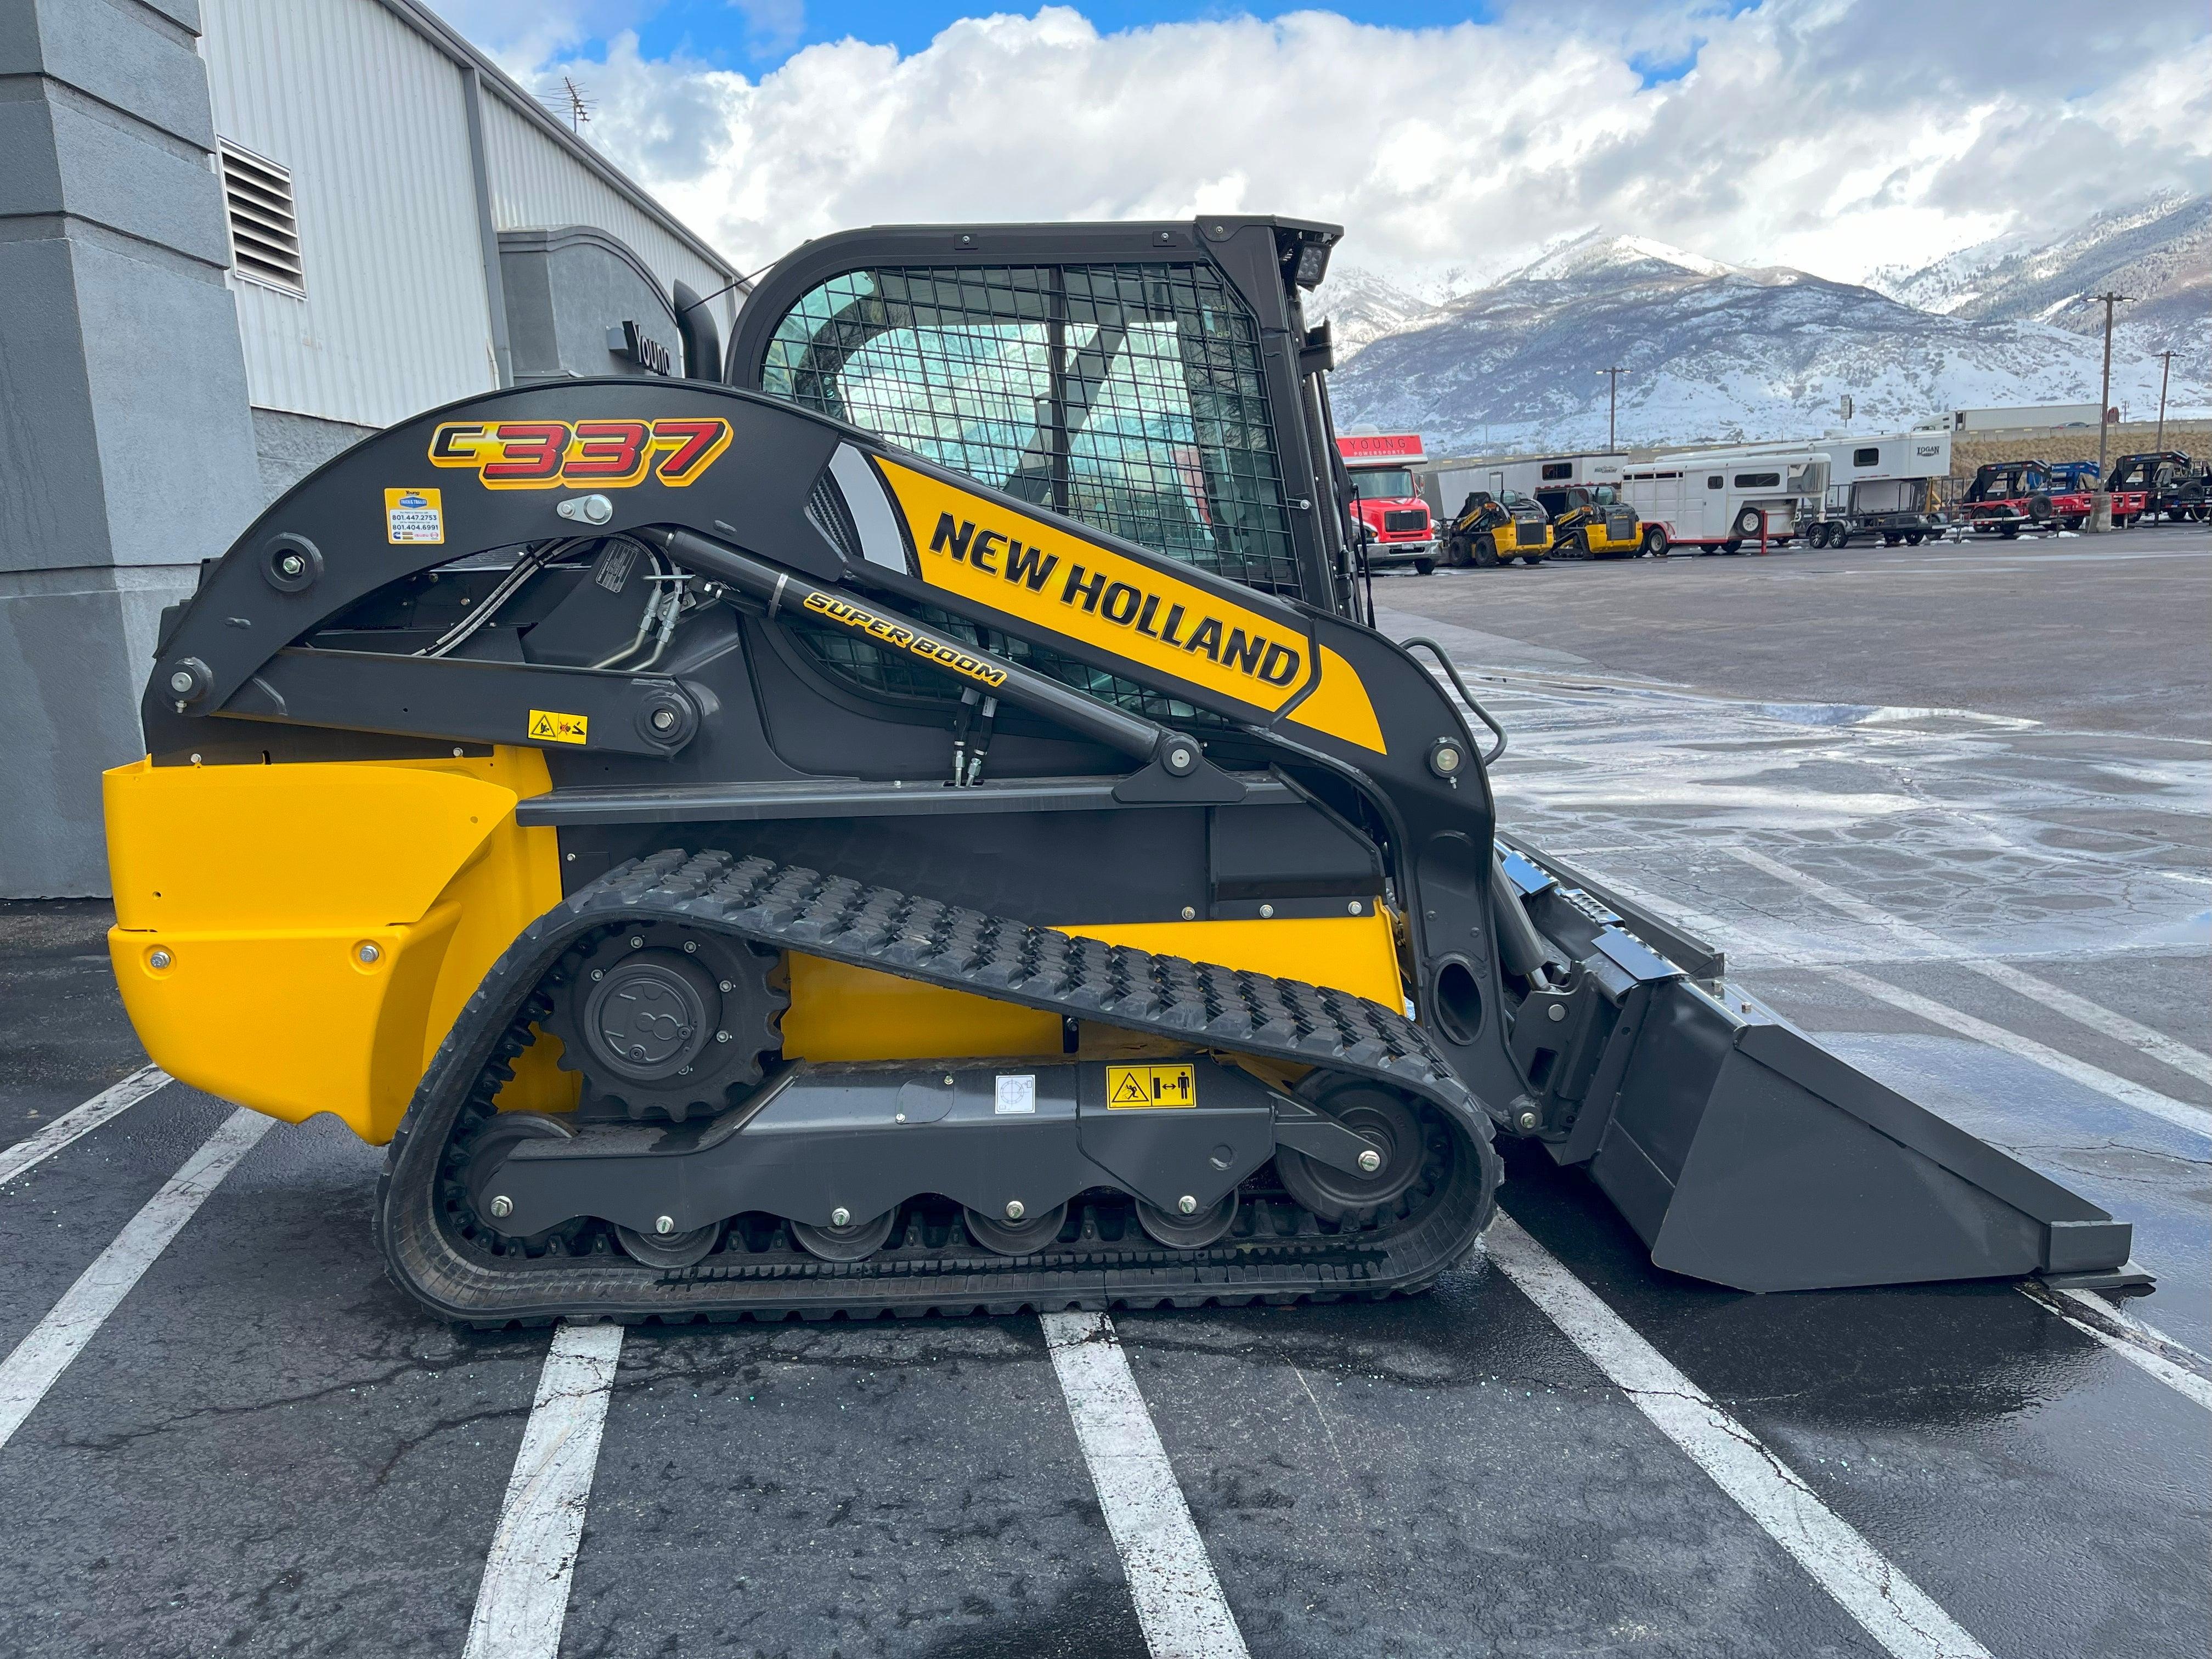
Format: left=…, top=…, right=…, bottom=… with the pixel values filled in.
left=634, top=3, right=1511, bottom=67
left=451, top=0, right=2208, bottom=290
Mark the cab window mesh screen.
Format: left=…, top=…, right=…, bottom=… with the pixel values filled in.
left=761, top=263, right=1300, bottom=597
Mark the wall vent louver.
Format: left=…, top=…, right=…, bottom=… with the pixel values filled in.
left=217, top=140, right=305, bottom=295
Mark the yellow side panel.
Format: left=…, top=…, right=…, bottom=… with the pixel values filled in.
left=1284, top=645, right=1387, bottom=755
left=104, top=748, right=567, bottom=1143
left=783, top=911, right=1404, bottom=1063
left=1068, top=914, right=1402, bottom=1006
left=782, top=956, right=1063, bottom=1062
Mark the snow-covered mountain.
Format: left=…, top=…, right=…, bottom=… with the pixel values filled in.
left=1872, top=194, right=2208, bottom=361
left=1303, top=267, right=1447, bottom=358
left=1322, top=222, right=2209, bottom=455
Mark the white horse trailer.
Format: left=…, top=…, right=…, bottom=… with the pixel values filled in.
left=1501, top=453, right=1630, bottom=494
left=1618, top=450, right=1830, bottom=552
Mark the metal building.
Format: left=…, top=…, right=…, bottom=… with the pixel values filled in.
left=3, top=0, right=741, bottom=895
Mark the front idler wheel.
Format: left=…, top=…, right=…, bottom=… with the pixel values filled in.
left=1136, top=1190, right=1239, bottom=1250
left=1273, top=1086, right=1425, bottom=1221
left=792, top=1207, right=899, bottom=1262
left=616, top=1218, right=723, bottom=1269
left=964, top=1200, right=1069, bottom=1256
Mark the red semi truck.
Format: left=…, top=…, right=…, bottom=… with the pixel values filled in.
left=1338, top=431, right=1439, bottom=574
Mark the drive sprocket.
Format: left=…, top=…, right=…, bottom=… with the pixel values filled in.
left=538, top=920, right=784, bottom=1122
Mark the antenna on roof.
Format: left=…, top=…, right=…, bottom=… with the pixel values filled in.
left=540, top=76, right=595, bottom=133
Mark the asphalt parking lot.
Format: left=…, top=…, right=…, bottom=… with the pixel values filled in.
left=3, top=523, right=2207, bottom=1658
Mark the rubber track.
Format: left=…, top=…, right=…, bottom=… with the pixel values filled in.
left=377, top=849, right=1501, bottom=1325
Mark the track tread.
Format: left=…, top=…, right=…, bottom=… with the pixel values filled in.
left=377, top=852, right=1499, bottom=1324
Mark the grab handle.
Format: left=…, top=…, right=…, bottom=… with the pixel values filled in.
left=1401, top=636, right=1507, bottom=766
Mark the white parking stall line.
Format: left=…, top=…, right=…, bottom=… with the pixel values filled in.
left=2017, top=1284, right=2212, bottom=1412
left=0, top=1065, right=172, bottom=1188
left=1041, top=1311, right=1250, bottom=1659
left=463, top=1321, right=626, bottom=1659
left=1818, top=966, right=2212, bottom=1140
left=0, top=1107, right=272, bottom=1453
left=1724, top=845, right=2212, bottom=1086
left=1484, top=1215, right=1994, bottom=1659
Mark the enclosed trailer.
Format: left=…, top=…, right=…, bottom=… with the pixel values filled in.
left=1617, top=450, right=1829, bottom=551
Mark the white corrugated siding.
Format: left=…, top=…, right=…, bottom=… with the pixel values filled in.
left=478, top=95, right=736, bottom=336
left=201, top=0, right=496, bottom=426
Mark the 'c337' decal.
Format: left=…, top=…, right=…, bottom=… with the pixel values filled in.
left=427, top=418, right=731, bottom=490
left=872, top=458, right=1385, bottom=753
left=800, top=591, right=1008, bottom=689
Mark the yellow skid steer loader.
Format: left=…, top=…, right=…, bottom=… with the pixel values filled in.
left=106, top=218, right=2144, bottom=1322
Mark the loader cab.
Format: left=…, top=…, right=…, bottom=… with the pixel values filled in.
left=1534, top=484, right=1619, bottom=515
left=725, top=217, right=1359, bottom=616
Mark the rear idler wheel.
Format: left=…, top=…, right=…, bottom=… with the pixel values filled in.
left=616, top=1218, right=723, bottom=1269
left=792, top=1206, right=899, bottom=1262
left=1272, top=1086, right=1425, bottom=1221
left=1135, top=1190, right=1239, bottom=1250
left=964, top=1200, right=1070, bottom=1256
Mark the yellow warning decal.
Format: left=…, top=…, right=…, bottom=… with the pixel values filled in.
left=528, top=709, right=589, bottom=745
left=1107, top=1063, right=1197, bottom=1109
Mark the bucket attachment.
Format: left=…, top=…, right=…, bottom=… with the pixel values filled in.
left=1497, top=839, right=2147, bottom=1294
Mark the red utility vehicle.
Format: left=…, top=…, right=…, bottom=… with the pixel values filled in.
left=1338, top=432, right=1438, bottom=573
left=1961, top=460, right=2147, bottom=535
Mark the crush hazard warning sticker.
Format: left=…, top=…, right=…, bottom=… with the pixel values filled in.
left=528, top=709, right=589, bottom=745
left=385, top=488, right=444, bottom=544
left=1106, top=1063, right=1196, bottom=1109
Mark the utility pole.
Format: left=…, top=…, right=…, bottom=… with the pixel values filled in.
left=2092, top=290, right=2131, bottom=482
left=2154, top=349, right=2176, bottom=452
left=1596, top=366, right=1626, bottom=452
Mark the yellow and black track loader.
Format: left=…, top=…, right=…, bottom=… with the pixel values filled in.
left=1442, top=491, right=1552, bottom=567
left=108, top=218, right=2145, bottom=1323
left=1541, top=485, right=1644, bottom=558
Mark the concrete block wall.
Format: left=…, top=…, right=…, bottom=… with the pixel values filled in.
left=0, top=0, right=266, bottom=895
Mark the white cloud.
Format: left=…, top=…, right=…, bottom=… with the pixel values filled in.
left=469, top=1, right=2210, bottom=291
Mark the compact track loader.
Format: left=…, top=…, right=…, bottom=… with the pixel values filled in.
left=108, top=217, right=2145, bottom=1323
left=1442, top=491, right=1552, bottom=567
left=1539, top=485, right=1643, bottom=558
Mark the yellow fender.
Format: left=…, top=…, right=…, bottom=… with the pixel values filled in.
left=104, top=748, right=570, bottom=1143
